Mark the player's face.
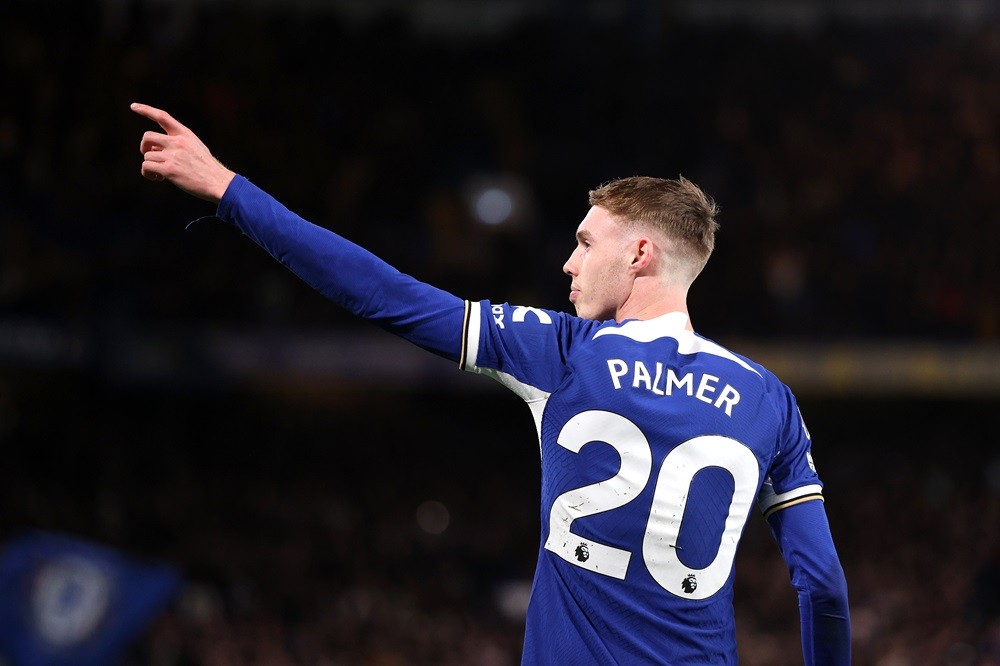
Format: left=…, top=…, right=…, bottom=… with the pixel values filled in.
left=563, top=206, right=635, bottom=321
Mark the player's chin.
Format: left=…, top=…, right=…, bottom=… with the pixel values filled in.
left=571, top=302, right=594, bottom=320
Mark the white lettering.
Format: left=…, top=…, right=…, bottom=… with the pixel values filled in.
left=651, top=362, right=664, bottom=396
left=695, top=374, right=720, bottom=404
left=633, top=361, right=652, bottom=391
left=608, top=360, right=741, bottom=417
left=713, top=384, right=740, bottom=417
left=491, top=304, right=505, bottom=329
left=664, top=370, right=693, bottom=396
left=607, top=359, right=628, bottom=389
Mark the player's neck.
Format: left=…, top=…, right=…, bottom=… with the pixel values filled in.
left=615, top=283, right=692, bottom=330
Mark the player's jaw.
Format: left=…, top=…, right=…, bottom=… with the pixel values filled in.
left=566, top=279, right=586, bottom=317
left=565, top=257, right=616, bottom=320
left=569, top=282, right=616, bottom=321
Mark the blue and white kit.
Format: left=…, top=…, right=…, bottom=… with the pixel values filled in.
left=215, top=175, right=851, bottom=665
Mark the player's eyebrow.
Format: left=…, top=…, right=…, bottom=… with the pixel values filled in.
left=576, top=229, right=593, bottom=244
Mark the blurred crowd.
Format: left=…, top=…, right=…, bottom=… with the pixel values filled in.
left=2, top=1, right=1000, bottom=665
left=3, top=382, right=999, bottom=665
left=1, top=1, right=999, bottom=340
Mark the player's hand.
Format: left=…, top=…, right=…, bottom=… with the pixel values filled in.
left=131, top=102, right=236, bottom=204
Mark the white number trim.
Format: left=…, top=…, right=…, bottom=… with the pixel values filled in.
left=644, top=435, right=759, bottom=599
left=544, top=411, right=759, bottom=599
left=544, top=411, right=651, bottom=579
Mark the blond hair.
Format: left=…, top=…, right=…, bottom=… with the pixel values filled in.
left=588, top=175, right=720, bottom=275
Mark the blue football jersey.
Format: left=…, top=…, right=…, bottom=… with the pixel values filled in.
left=460, top=302, right=822, bottom=665
left=216, top=175, right=843, bottom=665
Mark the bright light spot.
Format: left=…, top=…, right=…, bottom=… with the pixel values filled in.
left=416, top=500, right=450, bottom=535
left=473, top=187, right=514, bottom=225
left=494, top=579, right=532, bottom=621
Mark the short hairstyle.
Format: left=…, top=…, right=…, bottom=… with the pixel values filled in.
left=588, top=176, right=720, bottom=274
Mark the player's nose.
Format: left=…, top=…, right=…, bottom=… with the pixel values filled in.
left=562, top=252, right=577, bottom=276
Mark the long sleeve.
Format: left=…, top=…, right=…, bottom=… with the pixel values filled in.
left=767, top=499, right=851, bottom=666
left=215, top=175, right=468, bottom=362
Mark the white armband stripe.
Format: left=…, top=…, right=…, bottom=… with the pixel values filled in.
left=461, top=300, right=481, bottom=371
left=758, top=483, right=824, bottom=518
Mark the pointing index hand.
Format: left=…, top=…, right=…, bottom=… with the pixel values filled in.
left=131, top=102, right=236, bottom=204
left=131, top=102, right=190, bottom=136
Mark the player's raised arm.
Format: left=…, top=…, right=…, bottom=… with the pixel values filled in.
left=129, top=102, right=468, bottom=363
left=131, top=102, right=236, bottom=203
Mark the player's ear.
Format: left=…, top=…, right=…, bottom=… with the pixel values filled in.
left=630, top=237, right=655, bottom=274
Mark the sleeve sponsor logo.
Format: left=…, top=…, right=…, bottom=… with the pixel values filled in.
left=492, top=305, right=553, bottom=329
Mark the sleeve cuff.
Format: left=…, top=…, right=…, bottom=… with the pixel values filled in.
left=216, top=173, right=251, bottom=222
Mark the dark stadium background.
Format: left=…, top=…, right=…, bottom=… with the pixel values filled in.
left=1, top=0, right=998, bottom=664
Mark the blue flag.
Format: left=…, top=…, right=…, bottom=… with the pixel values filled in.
left=0, top=530, right=182, bottom=666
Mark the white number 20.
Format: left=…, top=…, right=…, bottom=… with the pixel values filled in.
left=543, top=410, right=760, bottom=600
